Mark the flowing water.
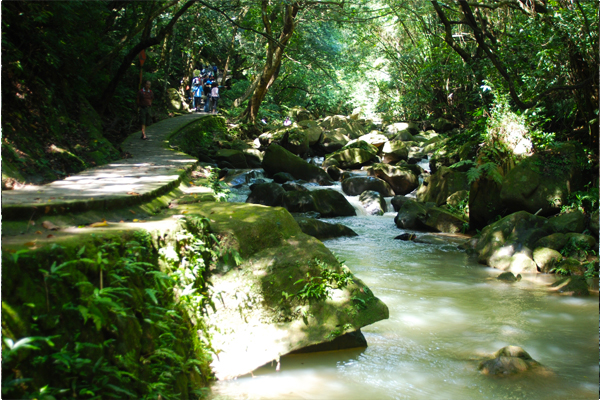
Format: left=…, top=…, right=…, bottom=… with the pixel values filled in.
left=210, top=177, right=599, bottom=400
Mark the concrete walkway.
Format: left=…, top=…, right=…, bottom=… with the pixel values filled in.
left=2, top=114, right=207, bottom=221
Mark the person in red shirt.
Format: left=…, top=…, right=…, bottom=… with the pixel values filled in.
left=137, top=80, right=154, bottom=140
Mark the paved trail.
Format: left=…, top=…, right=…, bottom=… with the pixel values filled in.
left=2, top=114, right=207, bottom=221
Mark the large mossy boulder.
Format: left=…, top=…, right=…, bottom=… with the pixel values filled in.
left=282, top=189, right=356, bottom=217
left=366, top=163, right=419, bottom=196
left=293, top=217, right=358, bottom=240
left=548, top=210, right=585, bottom=234
left=263, top=144, right=333, bottom=186
left=416, top=166, right=469, bottom=206
left=326, top=144, right=377, bottom=169
left=282, top=128, right=310, bottom=155
left=469, top=176, right=504, bottom=230
left=471, top=211, right=554, bottom=273
left=189, top=202, right=389, bottom=379
left=550, top=276, right=590, bottom=296
left=341, top=176, right=394, bottom=197
left=499, top=143, right=587, bottom=216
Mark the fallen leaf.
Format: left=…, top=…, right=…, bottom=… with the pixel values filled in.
left=47, top=234, right=54, bottom=238
left=35, top=231, right=42, bottom=234
left=182, top=210, right=188, bottom=214
left=119, top=220, right=124, bottom=223
left=127, top=192, right=140, bottom=196
left=133, top=219, right=139, bottom=222
left=129, top=210, right=136, bottom=214
left=42, top=221, right=60, bottom=230
left=24, top=241, right=37, bottom=247
left=89, top=221, right=109, bottom=228
left=45, top=206, right=51, bottom=213
left=6, top=249, right=16, bottom=254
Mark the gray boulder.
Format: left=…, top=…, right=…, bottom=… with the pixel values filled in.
left=342, top=176, right=394, bottom=197
left=497, top=271, right=522, bottom=282
left=391, top=195, right=413, bottom=212
left=282, top=189, right=356, bottom=217
left=326, top=146, right=377, bottom=169
left=321, top=129, right=351, bottom=152
left=359, top=190, right=387, bottom=216
left=478, top=346, right=541, bottom=376
left=533, top=247, right=563, bottom=273
left=366, top=164, right=419, bottom=196
left=471, top=211, right=554, bottom=273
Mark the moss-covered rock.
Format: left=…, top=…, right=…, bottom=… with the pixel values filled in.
left=380, top=140, right=409, bottom=164
left=479, top=346, right=542, bottom=376
left=500, top=143, right=587, bottom=216
left=186, top=202, right=388, bottom=380
left=282, top=189, right=356, bottom=217
left=359, top=190, right=387, bottom=216
left=422, top=207, right=468, bottom=234
left=326, top=146, right=377, bottom=169
left=416, top=166, right=469, bottom=206
left=550, top=276, right=590, bottom=296
left=262, top=144, right=333, bottom=185
left=341, top=176, right=394, bottom=197
left=533, top=247, right=563, bottom=273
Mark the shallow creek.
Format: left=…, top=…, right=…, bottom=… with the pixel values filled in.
left=210, top=180, right=599, bottom=400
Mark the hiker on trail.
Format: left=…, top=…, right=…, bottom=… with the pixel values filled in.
left=137, top=80, right=154, bottom=140
left=210, top=81, right=219, bottom=114
left=191, top=74, right=202, bottom=111
left=203, top=77, right=213, bottom=113
left=213, top=65, right=218, bottom=77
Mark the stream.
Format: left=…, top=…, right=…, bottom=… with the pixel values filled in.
left=209, top=174, right=599, bottom=400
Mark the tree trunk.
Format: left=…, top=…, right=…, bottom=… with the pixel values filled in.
left=97, top=0, right=195, bottom=115
left=239, top=2, right=299, bottom=126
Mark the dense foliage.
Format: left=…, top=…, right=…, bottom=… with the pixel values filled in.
left=2, top=0, right=597, bottom=179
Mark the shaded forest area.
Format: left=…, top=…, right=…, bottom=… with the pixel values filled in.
left=2, top=0, right=598, bottom=186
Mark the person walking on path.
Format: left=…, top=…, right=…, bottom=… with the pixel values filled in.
left=210, top=81, right=220, bottom=114
left=203, top=77, right=213, bottom=113
left=137, top=80, right=154, bottom=140
left=191, top=74, right=202, bottom=111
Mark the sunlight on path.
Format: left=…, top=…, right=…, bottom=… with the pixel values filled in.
left=2, top=114, right=205, bottom=219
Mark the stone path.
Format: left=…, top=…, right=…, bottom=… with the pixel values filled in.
left=2, top=114, right=207, bottom=221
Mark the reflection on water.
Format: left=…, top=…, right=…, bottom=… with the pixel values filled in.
left=210, top=214, right=599, bottom=400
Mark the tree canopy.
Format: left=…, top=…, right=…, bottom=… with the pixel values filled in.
left=2, top=0, right=598, bottom=184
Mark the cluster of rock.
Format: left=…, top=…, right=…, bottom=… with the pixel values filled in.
left=206, top=109, right=598, bottom=295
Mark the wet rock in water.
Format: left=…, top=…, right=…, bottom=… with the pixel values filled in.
left=394, top=233, right=416, bottom=241
left=359, top=190, right=387, bottom=216
left=293, top=216, right=358, bottom=240
left=390, top=195, right=413, bottom=212
left=394, top=200, right=430, bottom=231
left=478, top=346, right=541, bottom=376
left=326, top=165, right=343, bottom=181
left=246, top=182, right=285, bottom=207
left=341, top=176, right=394, bottom=197
left=548, top=210, right=586, bottom=234
left=366, top=163, right=419, bottom=195
left=497, top=271, right=522, bottom=282
left=282, top=189, right=356, bottom=217
left=550, top=276, right=590, bottom=296
left=291, top=329, right=367, bottom=354
left=273, top=172, right=295, bottom=183
left=282, top=182, right=309, bottom=192
left=263, top=144, right=333, bottom=186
